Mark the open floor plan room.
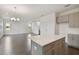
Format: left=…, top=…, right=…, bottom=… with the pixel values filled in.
left=0, top=4, right=79, bottom=55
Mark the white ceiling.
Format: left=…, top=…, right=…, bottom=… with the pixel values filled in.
left=0, top=4, right=79, bottom=20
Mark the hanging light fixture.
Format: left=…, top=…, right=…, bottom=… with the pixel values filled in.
left=10, top=6, right=20, bottom=22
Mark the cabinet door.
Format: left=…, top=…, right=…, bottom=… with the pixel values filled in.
left=57, top=15, right=68, bottom=24
left=69, top=13, right=75, bottom=27
left=74, top=12, right=79, bottom=27
left=67, top=34, right=79, bottom=48
left=69, top=12, right=79, bottom=27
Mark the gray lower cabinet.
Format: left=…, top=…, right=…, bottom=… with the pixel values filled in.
left=69, top=12, right=79, bottom=28
left=67, top=34, right=79, bottom=48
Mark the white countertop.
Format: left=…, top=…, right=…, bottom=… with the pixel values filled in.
left=68, top=32, right=79, bottom=34
left=31, top=35, right=65, bottom=46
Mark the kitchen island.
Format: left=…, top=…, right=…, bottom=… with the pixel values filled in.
left=31, top=35, right=65, bottom=55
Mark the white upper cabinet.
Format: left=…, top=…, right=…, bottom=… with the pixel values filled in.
left=57, top=12, right=79, bottom=28
left=56, top=15, right=69, bottom=24
left=69, top=12, right=79, bottom=28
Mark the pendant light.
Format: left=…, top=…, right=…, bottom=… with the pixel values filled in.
left=11, top=6, right=20, bottom=22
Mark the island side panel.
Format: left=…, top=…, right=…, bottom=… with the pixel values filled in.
left=31, top=40, right=43, bottom=55
left=43, top=38, right=65, bottom=55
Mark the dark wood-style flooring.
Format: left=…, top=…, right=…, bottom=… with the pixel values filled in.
left=0, top=34, right=79, bottom=55
left=0, top=34, right=31, bottom=55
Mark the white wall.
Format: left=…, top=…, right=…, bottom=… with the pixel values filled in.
left=58, top=23, right=68, bottom=35
left=39, top=13, right=56, bottom=37
left=3, top=12, right=56, bottom=35
left=0, top=18, right=4, bottom=38
left=57, top=23, right=79, bottom=36
left=4, top=17, right=31, bottom=35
